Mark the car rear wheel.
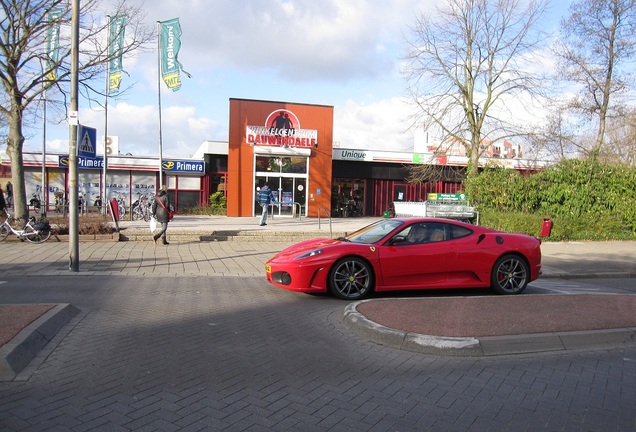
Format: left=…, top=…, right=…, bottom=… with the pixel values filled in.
left=328, top=257, right=374, bottom=300
left=490, top=254, right=529, bottom=295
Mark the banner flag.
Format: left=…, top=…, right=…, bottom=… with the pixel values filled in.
left=108, top=15, right=127, bottom=92
left=45, top=8, right=64, bottom=81
left=159, top=18, right=191, bottom=91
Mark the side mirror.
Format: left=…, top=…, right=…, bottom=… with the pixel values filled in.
left=388, top=235, right=407, bottom=245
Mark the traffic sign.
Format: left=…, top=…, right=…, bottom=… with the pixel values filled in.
left=77, top=125, right=97, bottom=158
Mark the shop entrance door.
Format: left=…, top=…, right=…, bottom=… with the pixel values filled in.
left=255, top=176, right=307, bottom=217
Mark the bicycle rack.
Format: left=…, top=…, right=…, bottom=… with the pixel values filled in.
left=317, top=206, right=332, bottom=237
left=292, top=202, right=303, bottom=220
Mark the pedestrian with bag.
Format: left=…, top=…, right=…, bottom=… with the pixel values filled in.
left=5, top=181, right=12, bottom=208
left=151, top=185, right=172, bottom=245
left=257, top=182, right=277, bottom=226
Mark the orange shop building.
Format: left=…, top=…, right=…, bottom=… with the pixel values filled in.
left=227, top=98, right=334, bottom=218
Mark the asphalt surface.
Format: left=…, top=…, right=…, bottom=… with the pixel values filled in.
left=0, top=215, right=635, bottom=430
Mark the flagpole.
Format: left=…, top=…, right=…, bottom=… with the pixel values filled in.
left=102, top=16, right=110, bottom=216
left=41, top=89, right=47, bottom=217
left=157, top=21, right=164, bottom=190
left=69, top=0, right=80, bottom=272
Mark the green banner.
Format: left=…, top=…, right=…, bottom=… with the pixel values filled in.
left=159, top=18, right=191, bottom=92
left=45, top=8, right=64, bottom=81
left=108, top=15, right=127, bottom=92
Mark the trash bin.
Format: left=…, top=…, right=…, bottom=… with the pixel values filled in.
left=540, top=218, right=552, bottom=237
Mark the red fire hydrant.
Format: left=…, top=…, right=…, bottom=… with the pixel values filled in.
left=540, top=218, right=552, bottom=237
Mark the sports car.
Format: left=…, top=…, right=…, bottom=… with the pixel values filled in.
left=265, top=218, right=542, bottom=300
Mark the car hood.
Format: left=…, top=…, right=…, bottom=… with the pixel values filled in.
left=269, top=237, right=344, bottom=261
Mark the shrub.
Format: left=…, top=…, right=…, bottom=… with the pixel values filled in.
left=47, top=215, right=116, bottom=235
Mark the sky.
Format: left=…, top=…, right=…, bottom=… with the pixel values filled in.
left=21, top=0, right=572, bottom=159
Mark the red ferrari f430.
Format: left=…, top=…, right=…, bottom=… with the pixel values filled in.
left=265, top=218, right=542, bottom=300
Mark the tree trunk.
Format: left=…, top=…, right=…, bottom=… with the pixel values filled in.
left=6, top=103, right=28, bottom=224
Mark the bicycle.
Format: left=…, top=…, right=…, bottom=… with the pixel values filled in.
left=0, top=210, right=51, bottom=243
left=29, top=193, right=41, bottom=213
left=131, top=193, right=152, bottom=222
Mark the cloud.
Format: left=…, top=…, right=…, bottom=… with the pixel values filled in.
left=334, top=97, right=416, bottom=151
left=142, top=0, right=428, bottom=82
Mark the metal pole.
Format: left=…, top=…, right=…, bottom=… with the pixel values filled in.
left=157, top=21, right=163, bottom=190
left=41, top=90, right=47, bottom=217
left=68, top=0, right=80, bottom=272
left=102, top=16, right=110, bottom=216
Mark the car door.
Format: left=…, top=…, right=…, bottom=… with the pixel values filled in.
left=377, top=222, right=457, bottom=289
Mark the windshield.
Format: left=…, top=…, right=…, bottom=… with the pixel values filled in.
left=345, top=219, right=404, bottom=244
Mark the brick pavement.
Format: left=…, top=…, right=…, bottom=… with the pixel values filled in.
left=1, top=220, right=636, bottom=430
left=1, top=275, right=635, bottom=431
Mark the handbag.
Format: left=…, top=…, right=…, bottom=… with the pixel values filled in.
left=149, top=216, right=157, bottom=232
left=156, top=197, right=174, bottom=220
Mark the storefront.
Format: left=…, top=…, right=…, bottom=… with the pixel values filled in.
left=3, top=152, right=207, bottom=214
left=2, top=99, right=544, bottom=219
left=227, top=98, right=334, bottom=218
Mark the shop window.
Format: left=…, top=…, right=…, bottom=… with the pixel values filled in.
left=256, top=156, right=307, bottom=174
left=176, top=191, right=199, bottom=210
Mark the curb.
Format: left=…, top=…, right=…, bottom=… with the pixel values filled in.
left=0, top=304, right=80, bottom=381
left=343, top=301, right=636, bottom=357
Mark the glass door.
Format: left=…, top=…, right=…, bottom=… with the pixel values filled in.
left=254, top=155, right=308, bottom=217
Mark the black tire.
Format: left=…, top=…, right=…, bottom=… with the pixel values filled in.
left=0, top=224, right=9, bottom=241
left=24, top=225, right=51, bottom=244
left=132, top=206, right=143, bottom=221
left=328, top=256, right=374, bottom=300
left=490, top=254, right=529, bottom=295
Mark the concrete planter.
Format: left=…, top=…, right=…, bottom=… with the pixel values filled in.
left=51, top=233, right=120, bottom=242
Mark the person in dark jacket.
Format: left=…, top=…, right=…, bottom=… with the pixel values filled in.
left=0, top=185, right=6, bottom=214
left=257, top=183, right=277, bottom=226
left=5, top=181, right=12, bottom=208
left=151, top=186, right=171, bottom=245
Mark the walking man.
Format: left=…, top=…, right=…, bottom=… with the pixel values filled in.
left=257, top=183, right=277, bottom=226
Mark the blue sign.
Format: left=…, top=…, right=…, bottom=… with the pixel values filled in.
left=77, top=125, right=97, bottom=158
left=161, top=160, right=205, bottom=173
left=59, top=155, right=104, bottom=169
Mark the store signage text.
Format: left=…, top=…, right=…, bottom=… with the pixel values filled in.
left=339, top=150, right=367, bottom=160
left=59, top=155, right=104, bottom=169
left=162, top=160, right=205, bottom=173
left=246, top=109, right=318, bottom=148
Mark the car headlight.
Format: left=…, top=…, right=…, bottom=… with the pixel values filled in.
left=295, top=249, right=323, bottom=260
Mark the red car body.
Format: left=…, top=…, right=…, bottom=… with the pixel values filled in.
left=265, top=218, right=542, bottom=300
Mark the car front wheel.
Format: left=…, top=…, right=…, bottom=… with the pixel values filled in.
left=490, top=254, right=529, bottom=295
left=328, top=257, right=374, bottom=300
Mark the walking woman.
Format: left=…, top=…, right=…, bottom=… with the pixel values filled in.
left=151, top=185, right=171, bottom=245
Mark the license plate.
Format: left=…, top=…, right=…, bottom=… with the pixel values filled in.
left=265, top=265, right=271, bottom=273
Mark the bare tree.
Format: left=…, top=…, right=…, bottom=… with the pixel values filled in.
left=556, top=0, right=636, bottom=164
left=0, top=0, right=153, bottom=222
left=601, top=108, right=636, bottom=166
left=403, top=0, right=549, bottom=179
left=530, top=103, right=583, bottom=161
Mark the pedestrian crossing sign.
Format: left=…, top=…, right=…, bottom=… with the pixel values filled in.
left=77, top=125, right=97, bottom=158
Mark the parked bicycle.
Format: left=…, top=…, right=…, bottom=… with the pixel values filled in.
left=131, top=193, right=153, bottom=222
left=0, top=210, right=51, bottom=243
left=29, top=193, right=41, bottom=213
left=113, top=193, right=127, bottom=220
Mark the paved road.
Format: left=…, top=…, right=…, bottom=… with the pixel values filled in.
left=1, top=274, right=635, bottom=431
